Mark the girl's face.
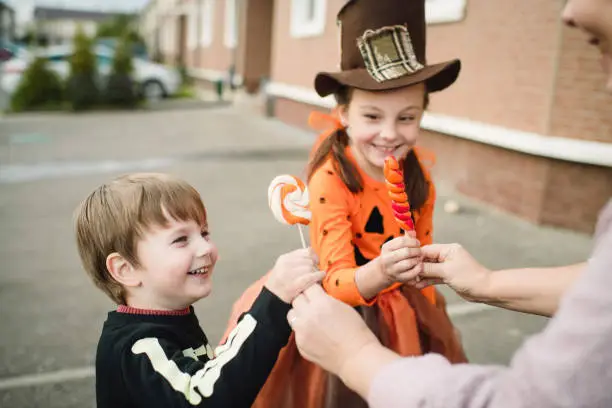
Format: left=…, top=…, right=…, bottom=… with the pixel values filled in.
left=341, top=84, right=426, bottom=175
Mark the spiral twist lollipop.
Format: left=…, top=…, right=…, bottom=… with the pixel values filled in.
left=384, top=156, right=415, bottom=232
left=268, top=175, right=311, bottom=247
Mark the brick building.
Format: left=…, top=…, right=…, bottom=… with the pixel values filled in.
left=32, top=6, right=123, bottom=44
left=140, top=0, right=241, bottom=87
left=140, top=0, right=612, bottom=233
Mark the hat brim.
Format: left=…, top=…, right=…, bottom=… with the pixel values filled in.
left=314, top=59, right=461, bottom=97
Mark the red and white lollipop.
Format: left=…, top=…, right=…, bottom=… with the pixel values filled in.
left=268, top=175, right=311, bottom=247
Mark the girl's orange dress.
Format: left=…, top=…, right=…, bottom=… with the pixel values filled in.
left=219, top=113, right=467, bottom=408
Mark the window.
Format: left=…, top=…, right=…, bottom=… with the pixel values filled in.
left=306, top=0, right=316, bottom=21
left=290, top=0, right=327, bottom=39
left=200, top=0, right=215, bottom=47
left=224, top=0, right=238, bottom=48
left=425, top=0, right=467, bottom=25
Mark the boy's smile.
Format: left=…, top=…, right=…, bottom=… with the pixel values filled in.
left=127, top=215, right=218, bottom=311
left=187, top=265, right=211, bottom=276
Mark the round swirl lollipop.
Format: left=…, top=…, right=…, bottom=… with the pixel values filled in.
left=384, top=156, right=415, bottom=232
left=268, top=175, right=311, bottom=247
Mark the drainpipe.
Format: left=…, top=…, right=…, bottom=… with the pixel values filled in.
left=262, top=76, right=275, bottom=118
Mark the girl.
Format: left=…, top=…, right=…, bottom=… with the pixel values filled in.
left=221, top=0, right=467, bottom=407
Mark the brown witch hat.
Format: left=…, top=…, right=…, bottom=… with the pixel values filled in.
left=314, top=0, right=461, bottom=97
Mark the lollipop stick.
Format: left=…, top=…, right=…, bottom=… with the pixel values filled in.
left=297, top=224, right=307, bottom=248
left=403, top=221, right=415, bottom=237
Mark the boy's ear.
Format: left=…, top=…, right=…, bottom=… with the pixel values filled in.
left=106, top=253, right=141, bottom=288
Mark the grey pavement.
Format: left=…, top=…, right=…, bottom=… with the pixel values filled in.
left=0, top=105, right=595, bottom=407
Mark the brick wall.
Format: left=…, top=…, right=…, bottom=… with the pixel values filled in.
left=422, top=130, right=612, bottom=233
left=548, top=26, right=612, bottom=142
left=169, top=1, right=233, bottom=74
left=237, top=0, right=274, bottom=93
left=191, top=1, right=234, bottom=73
left=274, top=97, right=329, bottom=131
left=426, top=0, right=562, bottom=134
left=270, top=0, right=345, bottom=88
left=540, top=160, right=612, bottom=231
left=419, top=130, right=550, bottom=224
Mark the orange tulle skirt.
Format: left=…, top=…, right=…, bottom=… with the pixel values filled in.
left=220, top=273, right=467, bottom=408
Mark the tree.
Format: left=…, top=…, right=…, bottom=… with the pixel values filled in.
left=10, top=57, right=63, bottom=112
left=96, top=14, right=144, bottom=44
left=66, top=26, right=99, bottom=111
left=104, top=34, right=138, bottom=108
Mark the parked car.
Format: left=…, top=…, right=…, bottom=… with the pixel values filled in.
left=96, top=38, right=149, bottom=60
left=0, top=47, right=12, bottom=62
left=0, top=41, right=29, bottom=62
left=0, top=44, right=181, bottom=100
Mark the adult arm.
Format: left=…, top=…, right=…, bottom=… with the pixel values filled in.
left=474, top=263, right=583, bottom=316
left=419, top=243, right=584, bottom=317
left=290, top=226, right=612, bottom=408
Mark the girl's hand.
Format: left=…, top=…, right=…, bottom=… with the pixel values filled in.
left=377, top=232, right=423, bottom=285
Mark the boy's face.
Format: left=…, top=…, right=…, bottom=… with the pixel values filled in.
left=563, top=0, right=612, bottom=91
left=133, top=216, right=218, bottom=310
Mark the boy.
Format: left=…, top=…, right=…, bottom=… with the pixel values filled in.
left=75, top=172, right=323, bottom=408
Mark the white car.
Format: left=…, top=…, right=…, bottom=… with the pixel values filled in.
left=0, top=44, right=182, bottom=100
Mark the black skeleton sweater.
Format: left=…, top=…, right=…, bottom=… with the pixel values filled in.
left=95, top=287, right=291, bottom=408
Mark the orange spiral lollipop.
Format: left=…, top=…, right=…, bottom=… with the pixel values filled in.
left=384, top=156, right=414, bottom=232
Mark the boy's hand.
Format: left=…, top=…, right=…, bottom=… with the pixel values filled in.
left=377, top=233, right=422, bottom=285
left=266, top=248, right=325, bottom=304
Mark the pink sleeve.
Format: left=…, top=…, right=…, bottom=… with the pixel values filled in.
left=368, top=355, right=504, bottom=408
left=369, top=201, right=612, bottom=408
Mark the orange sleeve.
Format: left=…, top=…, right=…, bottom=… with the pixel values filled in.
left=308, top=164, right=374, bottom=307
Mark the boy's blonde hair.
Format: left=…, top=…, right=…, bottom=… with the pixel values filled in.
left=75, top=173, right=207, bottom=304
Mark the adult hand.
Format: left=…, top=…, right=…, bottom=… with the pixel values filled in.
left=287, top=285, right=380, bottom=376
left=417, top=243, right=491, bottom=302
